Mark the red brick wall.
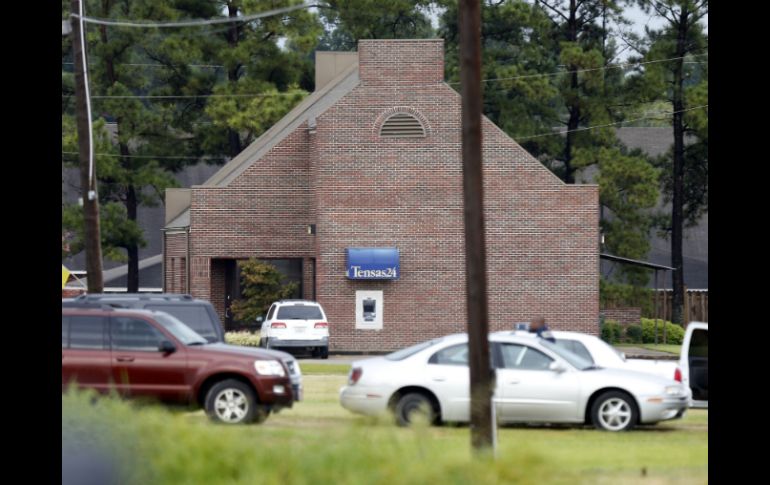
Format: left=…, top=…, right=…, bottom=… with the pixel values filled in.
left=181, top=39, right=599, bottom=351
left=164, top=232, right=187, bottom=293
left=600, top=308, right=642, bottom=326
left=310, top=40, right=599, bottom=351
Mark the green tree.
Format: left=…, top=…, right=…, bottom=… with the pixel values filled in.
left=62, top=0, right=216, bottom=290
left=319, top=0, right=436, bottom=51
left=440, top=1, right=660, bottom=281
left=230, top=259, right=298, bottom=323
left=628, top=0, right=708, bottom=324
left=201, top=0, right=322, bottom=157
left=62, top=117, right=146, bottom=264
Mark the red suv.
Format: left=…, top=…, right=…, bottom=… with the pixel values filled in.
left=62, top=307, right=296, bottom=424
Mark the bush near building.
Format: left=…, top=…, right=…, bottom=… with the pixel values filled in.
left=225, top=331, right=261, bottom=347
left=600, top=320, right=623, bottom=344
left=640, top=318, right=684, bottom=344
left=625, top=324, right=643, bottom=343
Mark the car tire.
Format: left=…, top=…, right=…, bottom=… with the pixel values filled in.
left=319, top=346, right=329, bottom=360
left=394, top=392, right=435, bottom=427
left=590, top=391, right=637, bottom=431
left=262, top=338, right=270, bottom=349
left=204, top=379, right=267, bottom=425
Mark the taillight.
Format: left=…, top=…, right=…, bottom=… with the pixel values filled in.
left=674, top=367, right=682, bottom=382
left=349, top=367, right=362, bottom=385
left=314, top=322, right=328, bottom=329
left=271, top=322, right=287, bottom=329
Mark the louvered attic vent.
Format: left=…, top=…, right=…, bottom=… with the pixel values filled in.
left=379, top=113, right=426, bottom=138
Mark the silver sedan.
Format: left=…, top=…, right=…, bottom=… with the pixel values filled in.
left=339, top=333, right=688, bottom=431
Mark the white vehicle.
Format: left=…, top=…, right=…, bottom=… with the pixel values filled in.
left=258, top=300, right=330, bottom=359
left=501, top=330, right=680, bottom=381
left=340, top=333, right=688, bottom=431
left=677, top=322, right=708, bottom=408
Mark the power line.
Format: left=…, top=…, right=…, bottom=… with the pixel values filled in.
left=61, top=105, right=707, bottom=161
left=87, top=92, right=306, bottom=99
left=71, top=3, right=314, bottom=28
left=447, top=54, right=708, bottom=85
left=63, top=62, right=225, bottom=69
left=515, top=105, right=708, bottom=141
left=61, top=53, right=706, bottom=100
left=62, top=151, right=228, bottom=160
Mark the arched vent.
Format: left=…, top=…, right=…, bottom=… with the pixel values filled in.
left=379, top=113, right=426, bottom=138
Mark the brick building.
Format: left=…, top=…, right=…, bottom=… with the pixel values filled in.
left=163, top=39, right=600, bottom=352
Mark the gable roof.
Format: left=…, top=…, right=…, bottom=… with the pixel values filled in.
left=164, top=61, right=360, bottom=230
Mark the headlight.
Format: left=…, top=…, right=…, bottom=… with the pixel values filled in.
left=665, top=385, right=684, bottom=396
left=254, top=360, right=286, bottom=377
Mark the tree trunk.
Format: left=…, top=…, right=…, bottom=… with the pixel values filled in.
left=670, top=7, right=689, bottom=325
left=562, top=0, right=579, bottom=184
left=226, top=3, right=242, bottom=157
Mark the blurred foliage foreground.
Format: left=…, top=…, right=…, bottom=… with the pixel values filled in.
left=63, top=372, right=707, bottom=485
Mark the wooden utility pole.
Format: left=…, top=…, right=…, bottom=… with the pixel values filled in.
left=458, top=0, right=494, bottom=453
left=70, top=0, right=104, bottom=292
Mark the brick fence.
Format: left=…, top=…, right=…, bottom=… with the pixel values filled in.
left=600, top=307, right=641, bottom=326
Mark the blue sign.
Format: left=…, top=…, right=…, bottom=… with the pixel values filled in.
left=346, top=248, right=400, bottom=280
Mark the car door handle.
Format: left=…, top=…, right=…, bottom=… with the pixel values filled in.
left=508, top=379, right=520, bottom=385
left=432, top=376, right=446, bottom=382
left=116, top=356, right=135, bottom=362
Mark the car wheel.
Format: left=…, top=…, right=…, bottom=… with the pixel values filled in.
left=262, top=338, right=270, bottom=349
left=204, top=379, right=267, bottom=425
left=319, top=346, right=329, bottom=360
left=394, top=392, right=435, bottom=427
left=591, top=391, right=637, bottom=431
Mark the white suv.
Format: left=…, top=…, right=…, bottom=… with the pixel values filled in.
left=259, top=300, right=330, bottom=359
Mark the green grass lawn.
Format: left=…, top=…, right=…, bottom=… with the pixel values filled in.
left=617, top=344, right=682, bottom=355
left=63, top=366, right=707, bottom=484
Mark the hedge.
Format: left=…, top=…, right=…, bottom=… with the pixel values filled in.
left=224, top=331, right=262, bottom=347
left=600, top=320, right=623, bottom=344
left=640, top=318, right=684, bottom=344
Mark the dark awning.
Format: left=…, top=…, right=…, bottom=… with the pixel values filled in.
left=600, top=253, right=675, bottom=271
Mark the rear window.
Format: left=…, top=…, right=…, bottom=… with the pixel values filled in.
left=276, top=304, right=323, bottom=320
left=145, top=304, right=218, bottom=341
left=386, top=339, right=442, bottom=361
left=553, top=339, right=594, bottom=364
left=689, top=329, right=708, bottom=358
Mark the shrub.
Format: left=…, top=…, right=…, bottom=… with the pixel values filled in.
left=640, top=318, right=684, bottom=344
left=230, top=259, right=298, bottom=323
left=625, top=325, right=643, bottom=344
left=600, top=320, right=623, bottom=344
left=225, top=331, right=262, bottom=347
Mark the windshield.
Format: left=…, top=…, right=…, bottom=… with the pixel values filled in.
left=539, top=339, right=594, bottom=370
left=385, top=339, right=443, bottom=361
left=153, top=312, right=208, bottom=345
left=276, top=305, right=324, bottom=320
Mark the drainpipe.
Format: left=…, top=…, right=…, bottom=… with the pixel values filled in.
left=161, top=229, right=166, bottom=292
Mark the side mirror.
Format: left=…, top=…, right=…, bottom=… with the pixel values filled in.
left=255, top=316, right=264, bottom=328
left=549, top=361, right=567, bottom=373
left=619, top=352, right=627, bottom=361
left=159, top=340, right=176, bottom=354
